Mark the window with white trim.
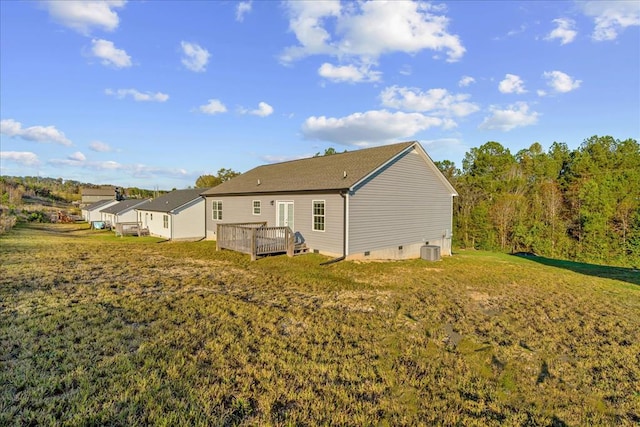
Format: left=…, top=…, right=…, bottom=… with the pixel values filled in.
left=212, top=200, right=222, bottom=220
left=163, top=215, right=169, bottom=229
left=253, top=200, right=261, bottom=215
left=312, top=200, right=325, bottom=231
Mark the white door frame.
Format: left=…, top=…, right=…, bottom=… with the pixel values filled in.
left=276, top=201, right=294, bottom=232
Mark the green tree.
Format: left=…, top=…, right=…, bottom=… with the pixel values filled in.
left=314, top=147, right=346, bottom=157
left=195, top=168, right=240, bottom=188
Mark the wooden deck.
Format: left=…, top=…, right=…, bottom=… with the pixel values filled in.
left=216, top=222, right=306, bottom=260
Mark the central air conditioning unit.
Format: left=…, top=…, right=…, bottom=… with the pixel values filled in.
left=421, top=245, right=441, bottom=261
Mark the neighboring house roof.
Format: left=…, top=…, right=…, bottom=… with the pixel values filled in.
left=201, top=141, right=457, bottom=196
left=84, top=198, right=115, bottom=211
left=101, top=199, right=150, bottom=215
left=81, top=187, right=116, bottom=196
left=137, top=188, right=207, bottom=213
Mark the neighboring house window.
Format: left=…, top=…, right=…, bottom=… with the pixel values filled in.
left=253, top=200, right=261, bottom=215
left=313, top=200, right=325, bottom=231
left=163, top=215, right=169, bottom=229
left=212, top=200, right=223, bottom=220
left=150, top=213, right=153, bottom=220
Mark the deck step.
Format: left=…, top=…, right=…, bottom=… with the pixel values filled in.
left=294, top=243, right=309, bottom=255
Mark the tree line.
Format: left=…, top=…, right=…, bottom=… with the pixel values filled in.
left=436, top=135, right=639, bottom=267
left=3, top=136, right=638, bottom=267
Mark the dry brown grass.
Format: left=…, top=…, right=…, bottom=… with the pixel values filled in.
left=1, top=223, right=639, bottom=425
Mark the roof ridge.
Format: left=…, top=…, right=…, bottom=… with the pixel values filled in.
left=254, top=140, right=416, bottom=169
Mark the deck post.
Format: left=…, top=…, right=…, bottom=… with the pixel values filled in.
left=216, top=224, right=220, bottom=251
left=251, top=228, right=257, bottom=261
left=286, top=227, right=294, bottom=257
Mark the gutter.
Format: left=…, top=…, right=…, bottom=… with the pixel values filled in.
left=320, top=189, right=349, bottom=266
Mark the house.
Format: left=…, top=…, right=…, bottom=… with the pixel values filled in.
left=100, top=198, right=151, bottom=228
left=80, top=187, right=117, bottom=206
left=200, top=141, right=457, bottom=260
left=135, top=188, right=207, bottom=241
left=82, top=199, right=120, bottom=224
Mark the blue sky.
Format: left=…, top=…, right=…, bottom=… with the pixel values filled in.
left=1, top=1, right=638, bottom=190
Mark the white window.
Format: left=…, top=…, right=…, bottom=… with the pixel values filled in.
left=163, top=215, right=169, bottom=229
left=312, top=200, right=325, bottom=231
left=212, top=200, right=222, bottom=220
left=253, top=200, right=261, bottom=215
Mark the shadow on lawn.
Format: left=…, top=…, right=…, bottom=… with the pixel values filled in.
left=512, top=253, right=640, bottom=286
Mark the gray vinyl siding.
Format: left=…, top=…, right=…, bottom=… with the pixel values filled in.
left=298, top=194, right=344, bottom=256
left=348, top=148, right=454, bottom=255
left=205, top=193, right=344, bottom=256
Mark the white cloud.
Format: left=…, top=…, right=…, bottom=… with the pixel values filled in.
left=479, top=102, right=540, bottom=131
left=246, top=102, right=274, bottom=117
left=542, top=70, right=581, bottom=93
left=89, top=141, right=113, bottom=152
left=105, top=88, right=169, bottom=102
left=43, top=0, right=125, bottom=35
left=280, top=0, right=341, bottom=62
left=581, top=1, right=640, bottom=41
left=281, top=0, right=465, bottom=64
left=198, top=99, right=227, bottom=115
left=68, top=151, right=86, bottom=162
left=99, top=160, right=122, bottom=170
left=498, top=74, right=527, bottom=94
left=0, top=151, right=40, bottom=166
left=399, top=65, right=412, bottom=76
left=318, top=62, right=382, bottom=83
left=302, top=110, right=454, bottom=146
left=91, top=39, right=132, bottom=68
left=458, top=75, right=475, bottom=87
left=181, top=41, right=210, bottom=72
left=1, top=119, right=72, bottom=146
left=0, top=119, right=22, bottom=136
left=546, top=18, right=577, bottom=45
left=236, top=1, right=252, bottom=22
left=380, top=86, right=480, bottom=117
left=48, top=156, right=189, bottom=179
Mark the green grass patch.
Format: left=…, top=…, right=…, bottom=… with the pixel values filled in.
left=1, top=223, right=639, bottom=425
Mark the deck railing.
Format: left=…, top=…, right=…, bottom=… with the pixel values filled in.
left=216, top=222, right=294, bottom=260
left=114, top=221, right=149, bottom=237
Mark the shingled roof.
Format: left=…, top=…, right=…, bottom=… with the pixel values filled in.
left=81, top=187, right=115, bottom=196
left=84, top=198, right=115, bottom=211
left=201, top=141, right=418, bottom=196
left=138, top=188, right=207, bottom=213
left=100, top=198, right=150, bottom=214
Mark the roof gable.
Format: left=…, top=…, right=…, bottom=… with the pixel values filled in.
left=201, top=142, right=417, bottom=196
left=137, top=188, right=206, bottom=213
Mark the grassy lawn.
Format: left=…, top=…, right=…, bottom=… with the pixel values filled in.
left=1, top=223, right=639, bottom=426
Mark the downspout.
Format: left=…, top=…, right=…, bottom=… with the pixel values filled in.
left=202, top=195, right=207, bottom=240
left=170, top=209, right=174, bottom=241
left=320, top=190, right=348, bottom=266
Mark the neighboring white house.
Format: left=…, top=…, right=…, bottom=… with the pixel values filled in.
left=135, top=188, right=207, bottom=241
left=100, top=199, right=151, bottom=227
left=82, top=199, right=119, bottom=223
left=201, top=141, right=458, bottom=260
